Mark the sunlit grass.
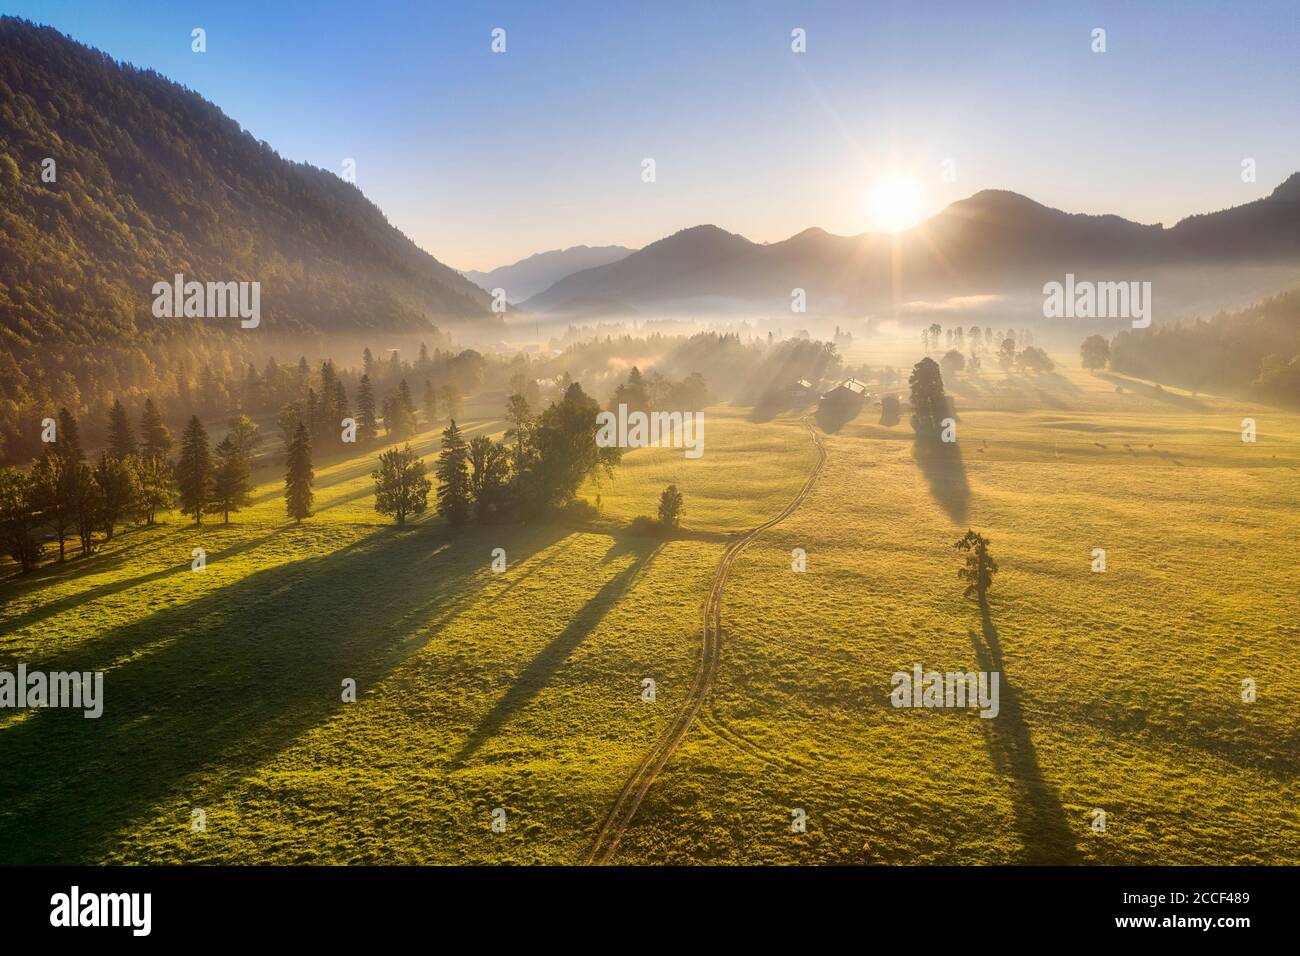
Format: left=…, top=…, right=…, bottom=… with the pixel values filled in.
left=3, top=362, right=1296, bottom=864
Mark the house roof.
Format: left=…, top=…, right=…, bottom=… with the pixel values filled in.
left=830, top=377, right=868, bottom=395
left=792, top=379, right=812, bottom=389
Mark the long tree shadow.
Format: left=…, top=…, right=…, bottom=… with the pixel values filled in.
left=749, top=392, right=813, bottom=424
left=968, top=606, right=1081, bottom=864
left=912, top=432, right=970, bottom=524
left=1, top=521, right=164, bottom=588
left=451, top=537, right=663, bottom=767
left=245, top=420, right=501, bottom=506
left=1095, top=373, right=1205, bottom=410
left=0, top=520, right=566, bottom=864
left=0, top=528, right=283, bottom=641
left=815, top=397, right=864, bottom=433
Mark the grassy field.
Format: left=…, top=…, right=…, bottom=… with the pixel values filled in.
left=613, top=365, right=1300, bottom=864
left=0, top=411, right=810, bottom=863
left=2, top=363, right=1297, bottom=864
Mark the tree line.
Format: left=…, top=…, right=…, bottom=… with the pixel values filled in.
left=373, top=381, right=621, bottom=528
left=1, top=377, right=626, bottom=574
left=0, top=339, right=483, bottom=467
left=1075, top=286, right=1300, bottom=407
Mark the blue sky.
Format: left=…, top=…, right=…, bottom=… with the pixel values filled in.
left=8, top=0, right=1300, bottom=269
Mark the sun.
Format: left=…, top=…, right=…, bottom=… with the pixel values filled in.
left=868, top=175, right=924, bottom=233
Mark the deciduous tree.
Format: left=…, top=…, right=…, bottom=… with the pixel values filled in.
left=954, top=529, right=998, bottom=607
left=658, top=483, right=684, bottom=529
left=372, top=444, right=432, bottom=525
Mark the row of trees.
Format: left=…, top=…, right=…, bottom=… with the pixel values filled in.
left=1077, top=287, right=1300, bottom=407
left=0, top=398, right=321, bottom=573
left=5, top=376, right=642, bottom=573
left=1, top=340, right=482, bottom=467
left=610, top=366, right=708, bottom=412
left=922, top=325, right=1035, bottom=355
left=0, top=406, right=178, bottom=570
left=937, top=340, right=1055, bottom=379
left=368, top=382, right=621, bottom=529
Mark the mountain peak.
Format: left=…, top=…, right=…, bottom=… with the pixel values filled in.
left=643, top=224, right=754, bottom=253
left=1269, top=172, right=1300, bottom=202
left=955, top=189, right=1047, bottom=214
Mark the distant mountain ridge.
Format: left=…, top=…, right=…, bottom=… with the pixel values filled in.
left=463, top=245, right=633, bottom=303
left=0, top=17, right=493, bottom=349
left=523, top=176, right=1300, bottom=315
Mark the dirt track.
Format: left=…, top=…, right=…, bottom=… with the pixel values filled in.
left=585, top=419, right=827, bottom=864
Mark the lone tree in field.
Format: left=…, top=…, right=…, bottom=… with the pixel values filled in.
left=940, top=349, right=966, bottom=378
left=1017, top=345, right=1055, bottom=374
left=658, top=483, right=684, bottom=529
left=908, top=357, right=948, bottom=441
left=176, top=415, right=213, bottom=524
left=1080, top=334, right=1110, bottom=371
left=107, top=399, right=137, bottom=459
left=954, top=529, right=998, bottom=607
left=435, top=420, right=471, bottom=526
left=372, top=444, right=432, bottom=525
left=284, top=420, right=315, bottom=523
left=210, top=435, right=253, bottom=524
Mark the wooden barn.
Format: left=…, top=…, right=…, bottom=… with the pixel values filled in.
left=820, top=377, right=869, bottom=405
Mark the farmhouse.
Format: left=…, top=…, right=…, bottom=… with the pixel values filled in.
left=820, top=377, right=869, bottom=405
left=787, top=379, right=814, bottom=400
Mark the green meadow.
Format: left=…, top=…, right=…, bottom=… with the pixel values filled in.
left=1, top=365, right=1297, bottom=864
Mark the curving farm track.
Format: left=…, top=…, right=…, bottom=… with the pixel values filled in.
left=586, top=419, right=827, bottom=864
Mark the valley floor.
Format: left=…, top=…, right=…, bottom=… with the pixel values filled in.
left=1, top=368, right=1297, bottom=864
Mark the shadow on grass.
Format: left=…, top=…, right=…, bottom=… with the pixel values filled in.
left=246, top=419, right=500, bottom=506
left=0, top=520, right=566, bottom=864
left=1038, top=372, right=1081, bottom=396
left=451, top=537, right=664, bottom=767
left=1096, top=373, right=1205, bottom=410
left=748, top=393, right=813, bottom=424
left=814, top=397, right=863, bottom=433
left=968, top=606, right=1081, bottom=865
left=0, top=529, right=282, bottom=641
left=912, top=431, right=970, bottom=524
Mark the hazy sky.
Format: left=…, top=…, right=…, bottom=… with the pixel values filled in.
left=11, top=0, right=1300, bottom=270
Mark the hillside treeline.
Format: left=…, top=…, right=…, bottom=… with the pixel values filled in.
left=0, top=335, right=482, bottom=464
left=0, top=17, right=488, bottom=346
left=1108, top=287, right=1300, bottom=405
